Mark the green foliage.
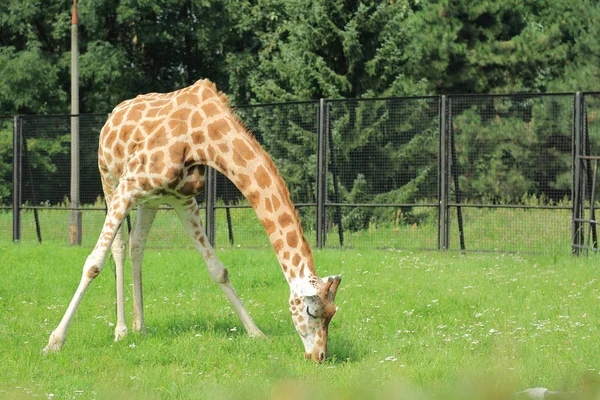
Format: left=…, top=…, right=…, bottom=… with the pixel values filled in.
left=1, top=0, right=599, bottom=224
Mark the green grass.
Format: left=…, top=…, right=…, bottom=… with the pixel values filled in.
left=0, top=204, right=574, bottom=253
left=2, top=244, right=600, bottom=399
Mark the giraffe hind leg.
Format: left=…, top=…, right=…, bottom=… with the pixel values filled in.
left=129, top=205, right=158, bottom=334
left=174, top=198, right=265, bottom=338
left=112, top=224, right=128, bottom=341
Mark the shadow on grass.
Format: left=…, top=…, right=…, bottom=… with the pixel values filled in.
left=326, top=334, right=369, bottom=364
left=149, top=314, right=246, bottom=337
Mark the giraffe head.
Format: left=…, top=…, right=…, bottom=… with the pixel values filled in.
left=289, top=275, right=342, bottom=362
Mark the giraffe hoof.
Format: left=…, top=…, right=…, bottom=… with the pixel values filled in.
left=43, top=335, right=64, bottom=354
left=132, top=320, right=146, bottom=334
left=114, top=325, right=129, bottom=342
left=249, top=330, right=266, bottom=339
left=42, top=344, right=60, bottom=354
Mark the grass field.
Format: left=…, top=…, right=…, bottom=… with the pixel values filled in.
left=2, top=244, right=600, bottom=399
left=1, top=203, right=573, bottom=253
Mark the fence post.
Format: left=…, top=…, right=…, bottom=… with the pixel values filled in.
left=205, top=166, right=217, bottom=247
left=439, top=96, right=448, bottom=250
left=572, top=92, right=583, bottom=254
left=69, top=0, right=82, bottom=245
left=316, top=99, right=327, bottom=249
left=12, top=116, right=22, bottom=242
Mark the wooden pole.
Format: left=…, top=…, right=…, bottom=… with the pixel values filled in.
left=69, top=0, right=82, bottom=245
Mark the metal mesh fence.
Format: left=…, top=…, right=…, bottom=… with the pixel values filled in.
left=216, top=102, right=319, bottom=248
left=17, top=115, right=106, bottom=244
left=3, top=93, right=592, bottom=254
left=448, top=94, right=574, bottom=253
left=0, top=117, right=14, bottom=242
left=325, top=97, right=441, bottom=249
left=573, top=92, right=600, bottom=253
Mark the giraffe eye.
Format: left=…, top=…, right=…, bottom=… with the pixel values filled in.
left=306, top=306, right=317, bottom=319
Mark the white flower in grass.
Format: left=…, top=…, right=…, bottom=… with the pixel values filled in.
left=129, top=343, right=136, bottom=349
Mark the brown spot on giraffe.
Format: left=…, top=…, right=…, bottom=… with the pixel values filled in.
left=178, top=92, right=201, bottom=107
left=142, top=119, right=160, bottom=135
left=165, top=167, right=182, bottom=182
left=168, top=120, right=187, bottom=137
left=271, top=195, right=281, bottom=211
left=127, top=141, right=138, bottom=155
left=265, top=198, right=273, bottom=213
left=292, top=254, right=301, bottom=267
left=232, top=138, right=255, bottom=162
left=195, top=148, right=207, bottom=162
left=147, top=127, right=168, bottom=150
left=273, top=239, right=284, bottom=254
left=286, top=231, right=299, bottom=248
left=247, top=191, right=260, bottom=208
left=191, top=111, right=203, bottom=129
left=138, top=177, right=152, bottom=191
left=236, top=174, right=252, bottom=191
left=87, top=265, right=100, bottom=279
left=169, top=141, right=190, bottom=164
left=128, top=103, right=146, bottom=121
left=146, top=107, right=160, bottom=119
left=207, top=119, right=230, bottom=140
left=214, top=155, right=227, bottom=173
left=217, top=143, right=229, bottom=153
left=202, top=102, right=219, bottom=116
left=149, top=151, right=166, bottom=174
left=192, top=129, right=206, bottom=145
left=139, top=153, right=147, bottom=167
left=171, top=107, right=191, bottom=122
left=278, top=213, right=293, bottom=229
left=114, top=143, right=124, bottom=159
left=111, top=109, right=126, bottom=126
left=207, top=145, right=216, bottom=160
left=254, top=165, right=272, bottom=189
left=104, top=130, right=117, bottom=149
left=201, top=88, right=215, bottom=100
left=262, top=218, right=276, bottom=236
left=119, top=125, right=133, bottom=142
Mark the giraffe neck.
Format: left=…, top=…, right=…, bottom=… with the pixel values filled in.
left=190, top=89, right=318, bottom=289
left=214, top=141, right=317, bottom=287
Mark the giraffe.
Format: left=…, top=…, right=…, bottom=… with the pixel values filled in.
left=43, top=79, right=342, bottom=362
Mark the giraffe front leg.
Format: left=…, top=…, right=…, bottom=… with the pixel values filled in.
left=174, top=199, right=265, bottom=338
left=44, top=185, right=134, bottom=353
left=43, top=252, right=107, bottom=353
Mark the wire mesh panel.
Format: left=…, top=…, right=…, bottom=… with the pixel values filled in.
left=574, top=92, right=600, bottom=253
left=213, top=102, right=319, bottom=248
left=0, top=117, right=14, bottom=243
left=326, top=97, right=441, bottom=249
left=448, top=94, right=574, bottom=253
left=16, top=115, right=106, bottom=244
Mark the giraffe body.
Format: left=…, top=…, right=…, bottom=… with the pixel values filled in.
left=43, top=79, right=341, bottom=362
